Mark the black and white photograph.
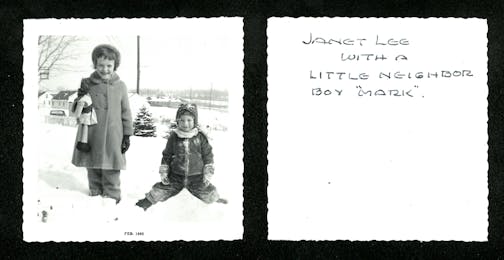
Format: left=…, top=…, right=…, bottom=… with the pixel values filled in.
left=23, top=18, right=244, bottom=241
left=3, top=0, right=504, bottom=257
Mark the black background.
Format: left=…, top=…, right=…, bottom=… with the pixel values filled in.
left=1, top=0, right=503, bottom=258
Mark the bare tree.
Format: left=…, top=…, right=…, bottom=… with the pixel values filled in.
left=38, top=36, right=81, bottom=81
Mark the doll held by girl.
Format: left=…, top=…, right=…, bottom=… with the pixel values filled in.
left=72, top=83, right=97, bottom=152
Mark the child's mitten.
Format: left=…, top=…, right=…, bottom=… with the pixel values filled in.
left=76, top=142, right=91, bottom=152
left=203, top=164, right=214, bottom=181
left=159, top=164, right=169, bottom=185
left=121, top=135, right=130, bottom=153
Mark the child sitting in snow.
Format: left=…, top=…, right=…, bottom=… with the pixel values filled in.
left=72, top=80, right=97, bottom=152
left=136, top=103, right=227, bottom=210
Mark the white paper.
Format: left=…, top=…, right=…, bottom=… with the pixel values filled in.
left=23, top=18, right=244, bottom=242
left=267, top=18, right=488, bottom=241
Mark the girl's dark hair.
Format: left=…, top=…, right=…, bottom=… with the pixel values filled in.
left=92, top=44, right=121, bottom=71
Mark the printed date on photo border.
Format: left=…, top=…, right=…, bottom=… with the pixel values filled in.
left=124, top=232, right=145, bottom=236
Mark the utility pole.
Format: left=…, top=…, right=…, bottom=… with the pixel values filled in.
left=136, top=35, right=140, bottom=95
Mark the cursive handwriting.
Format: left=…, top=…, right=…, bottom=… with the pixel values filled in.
left=302, top=33, right=409, bottom=46
left=302, top=33, right=367, bottom=46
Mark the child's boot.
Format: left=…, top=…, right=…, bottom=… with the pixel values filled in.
left=216, top=198, right=228, bottom=204
left=135, top=198, right=152, bottom=211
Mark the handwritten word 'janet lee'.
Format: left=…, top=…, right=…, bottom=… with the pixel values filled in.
left=302, top=33, right=409, bottom=46
left=309, top=70, right=474, bottom=80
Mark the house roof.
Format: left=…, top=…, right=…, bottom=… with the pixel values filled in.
left=52, top=90, right=77, bottom=100
left=38, top=91, right=46, bottom=97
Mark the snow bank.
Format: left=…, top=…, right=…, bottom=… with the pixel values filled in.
left=24, top=119, right=243, bottom=242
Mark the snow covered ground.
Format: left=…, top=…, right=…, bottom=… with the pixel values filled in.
left=24, top=108, right=243, bottom=242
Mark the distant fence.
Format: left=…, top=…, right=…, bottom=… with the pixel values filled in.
left=44, top=115, right=77, bottom=127
left=148, top=100, right=182, bottom=108
left=148, top=100, right=228, bottom=111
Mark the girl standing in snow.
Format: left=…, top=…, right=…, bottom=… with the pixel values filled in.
left=71, top=44, right=133, bottom=209
left=135, top=103, right=227, bottom=210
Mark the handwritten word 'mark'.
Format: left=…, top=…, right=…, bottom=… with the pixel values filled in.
left=302, top=33, right=409, bottom=46
left=356, top=85, right=419, bottom=97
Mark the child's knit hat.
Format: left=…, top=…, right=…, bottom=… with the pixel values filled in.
left=176, top=103, right=198, bottom=126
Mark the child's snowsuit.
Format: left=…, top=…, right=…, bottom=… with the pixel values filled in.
left=145, top=129, right=220, bottom=204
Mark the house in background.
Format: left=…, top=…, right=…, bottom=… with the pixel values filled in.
left=51, top=90, right=77, bottom=115
left=38, top=91, right=54, bottom=108
left=147, top=96, right=183, bottom=108
left=48, top=91, right=149, bottom=117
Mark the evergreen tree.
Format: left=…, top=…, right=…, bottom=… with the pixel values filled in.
left=133, top=106, right=156, bottom=137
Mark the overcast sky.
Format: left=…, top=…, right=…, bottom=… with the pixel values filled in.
left=37, top=19, right=243, bottom=93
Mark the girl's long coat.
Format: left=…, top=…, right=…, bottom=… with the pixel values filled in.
left=72, top=72, right=133, bottom=170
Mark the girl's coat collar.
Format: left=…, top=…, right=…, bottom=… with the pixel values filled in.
left=89, top=71, right=120, bottom=85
